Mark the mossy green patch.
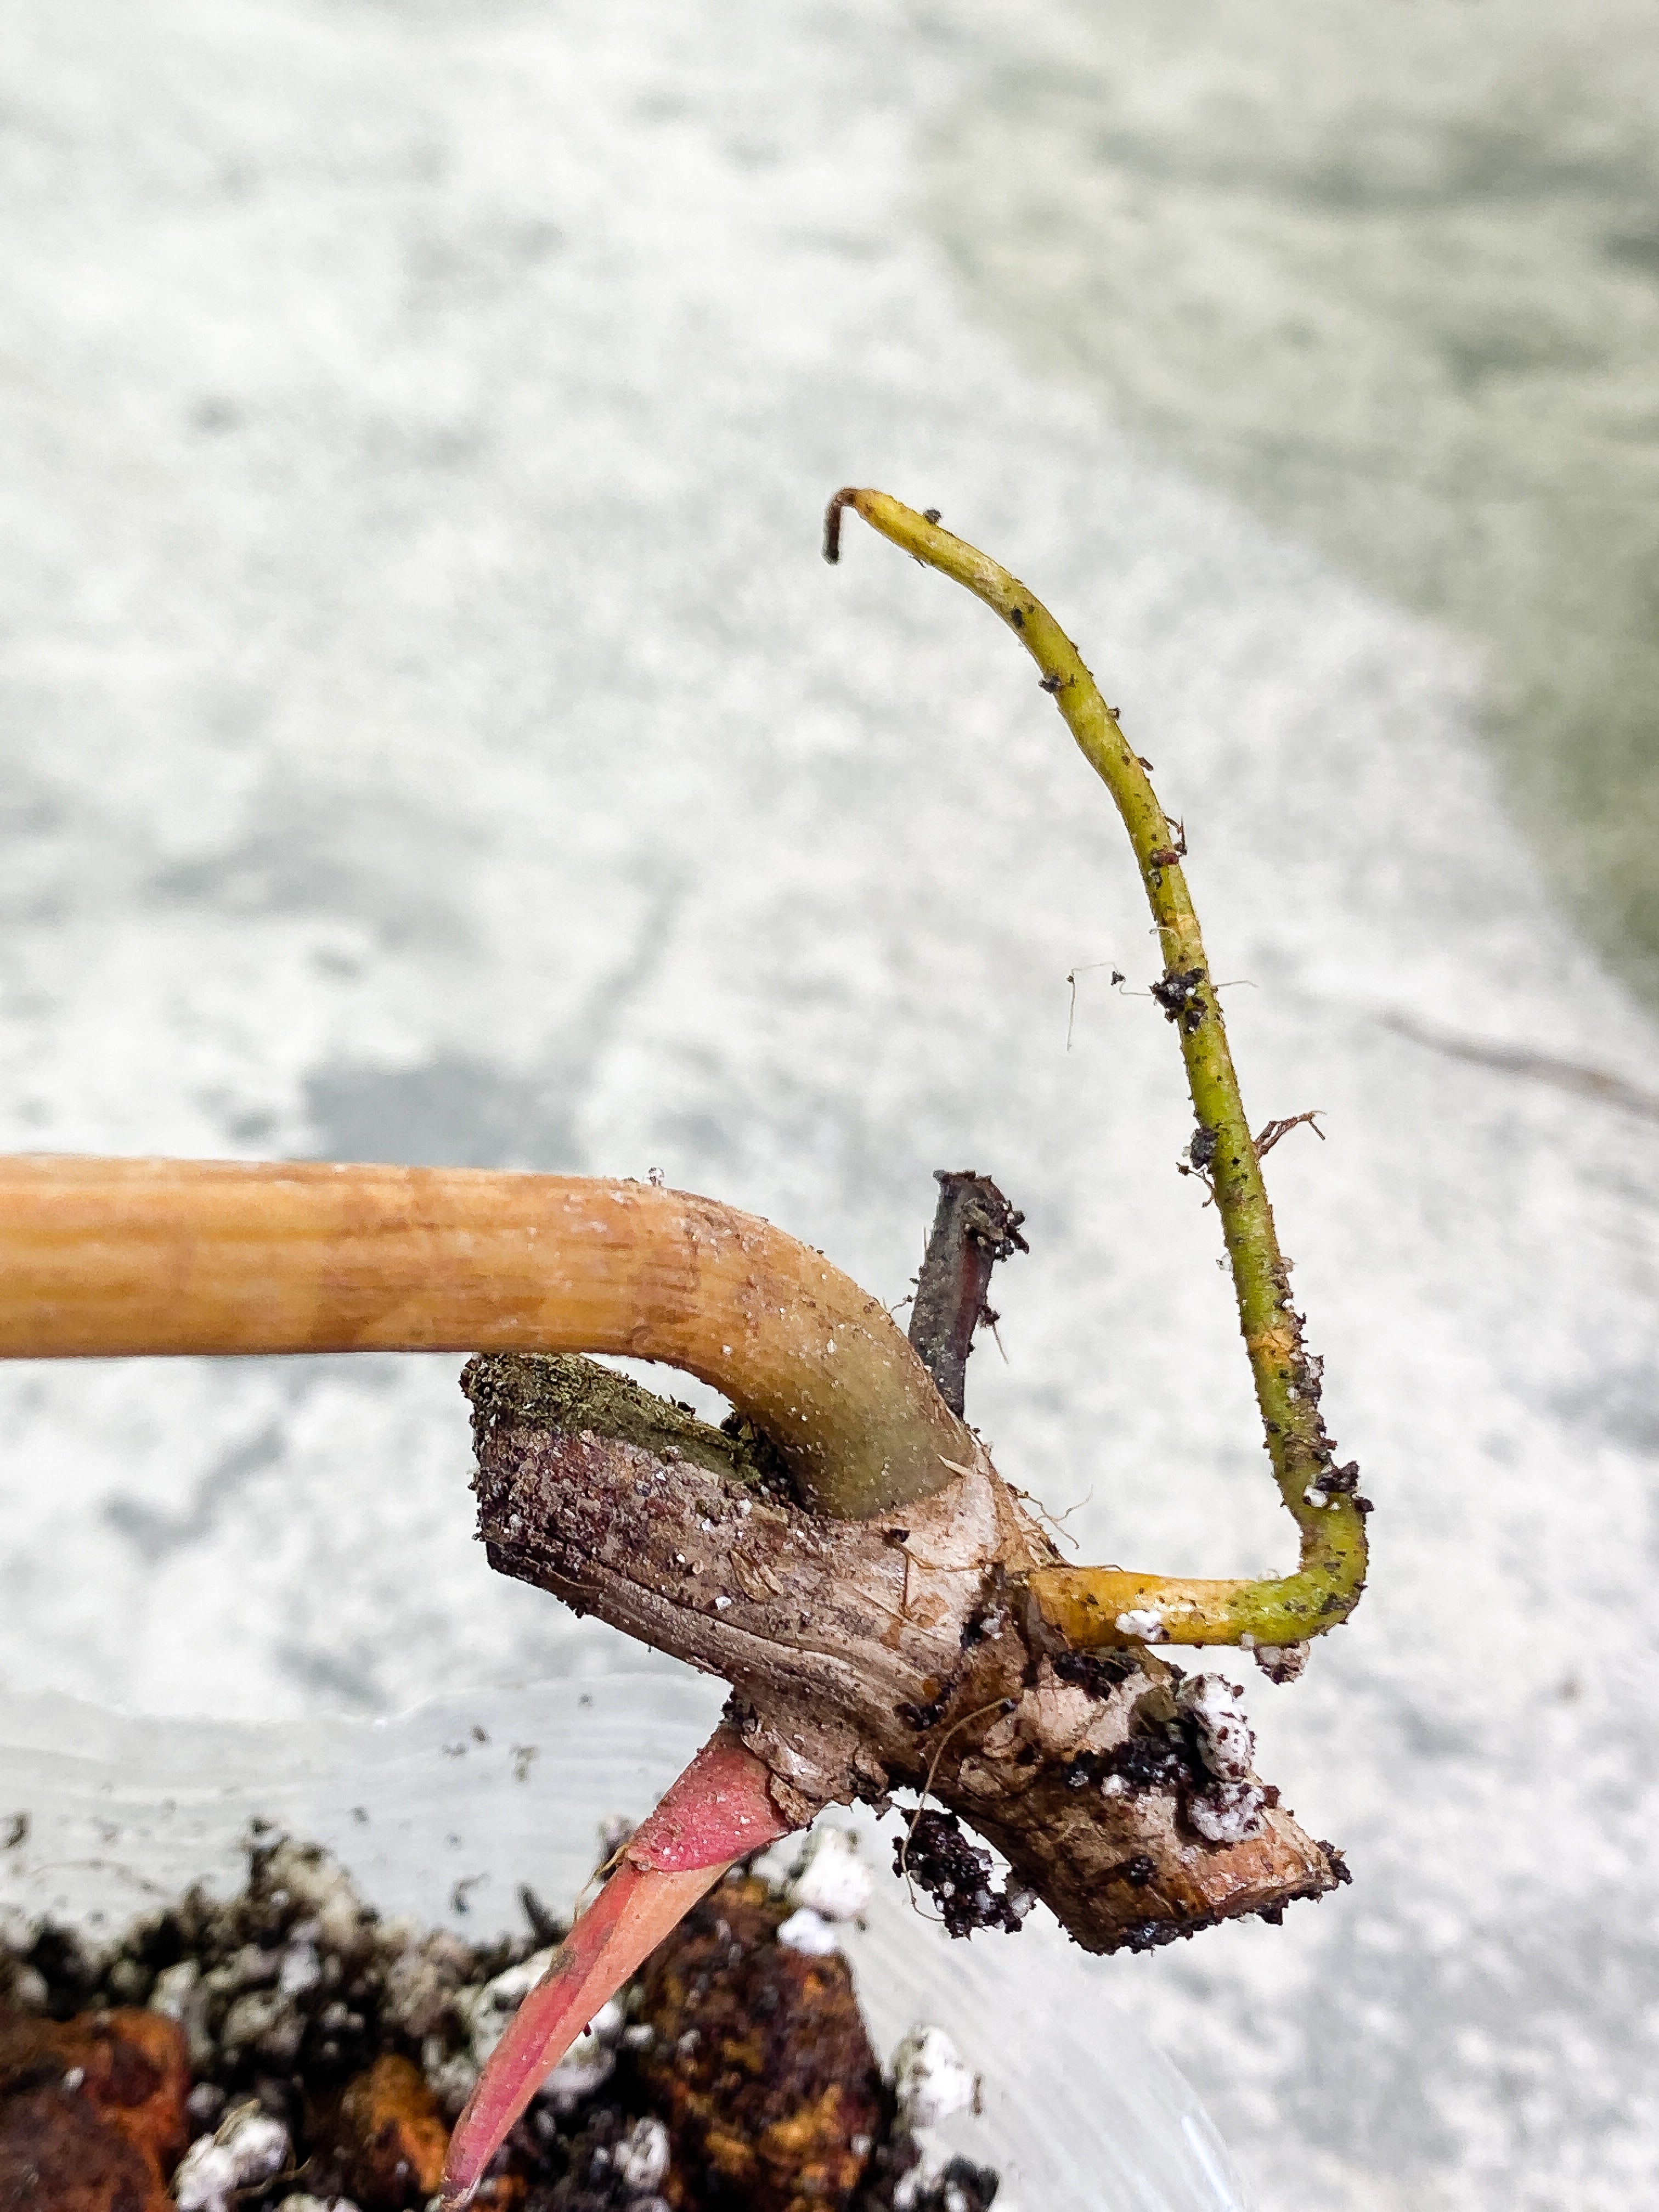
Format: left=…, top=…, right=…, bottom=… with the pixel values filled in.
left=461, top=1352, right=791, bottom=1494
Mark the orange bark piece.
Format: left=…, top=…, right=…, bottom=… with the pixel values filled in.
left=0, top=2004, right=189, bottom=2185
left=331, top=2052, right=451, bottom=2208
left=0, top=2084, right=173, bottom=2212
left=636, top=1880, right=882, bottom=2212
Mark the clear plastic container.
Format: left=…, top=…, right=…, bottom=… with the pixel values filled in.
left=0, top=1672, right=1254, bottom=2211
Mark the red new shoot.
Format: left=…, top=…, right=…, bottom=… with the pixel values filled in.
left=440, top=1726, right=794, bottom=2207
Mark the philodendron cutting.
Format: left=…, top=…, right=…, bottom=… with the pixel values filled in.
left=0, top=493, right=1368, bottom=2207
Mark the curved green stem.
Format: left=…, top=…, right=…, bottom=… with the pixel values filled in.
left=826, top=488, right=1367, bottom=1647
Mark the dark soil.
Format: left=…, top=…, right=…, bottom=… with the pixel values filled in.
left=0, top=1836, right=1001, bottom=2212
left=895, top=1816, right=1033, bottom=1940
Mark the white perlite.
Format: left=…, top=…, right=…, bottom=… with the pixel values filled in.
left=221, top=1985, right=303, bottom=2066
left=1184, top=1779, right=1265, bottom=1846
left=258, top=1839, right=365, bottom=1954
left=539, top=1999, right=624, bottom=2110
left=462, top=1945, right=557, bottom=2067
left=1113, top=1607, right=1166, bottom=1642
left=891, top=2023, right=978, bottom=2131
left=275, top=2198, right=361, bottom=2212
left=786, top=1827, right=873, bottom=1922
left=776, top=1906, right=839, bottom=1956
left=173, top=2100, right=290, bottom=2212
left=150, top=1958, right=199, bottom=2018
left=893, top=2165, right=929, bottom=2212
left=1252, top=1639, right=1310, bottom=1685
left=381, top=1929, right=475, bottom=2042
left=277, top=1934, right=323, bottom=1999
left=613, top=2114, right=671, bottom=2194
left=1179, top=1675, right=1255, bottom=1782
left=1176, top=1674, right=1266, bottom=1844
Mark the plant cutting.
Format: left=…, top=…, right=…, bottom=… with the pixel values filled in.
left=0, top=492, right=1368, bottom=2209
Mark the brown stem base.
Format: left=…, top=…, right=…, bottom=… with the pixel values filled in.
left=464, top=1355, right=1345, bottom=1956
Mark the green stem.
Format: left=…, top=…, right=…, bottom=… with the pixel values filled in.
left=826, top=489, right=1367, bottom=1647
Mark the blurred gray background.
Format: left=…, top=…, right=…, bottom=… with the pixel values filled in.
left=4, top=4, right=1659, bottom=2207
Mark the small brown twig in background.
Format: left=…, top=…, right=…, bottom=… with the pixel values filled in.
left=1383, top=1008, right=1659, bottom=1122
